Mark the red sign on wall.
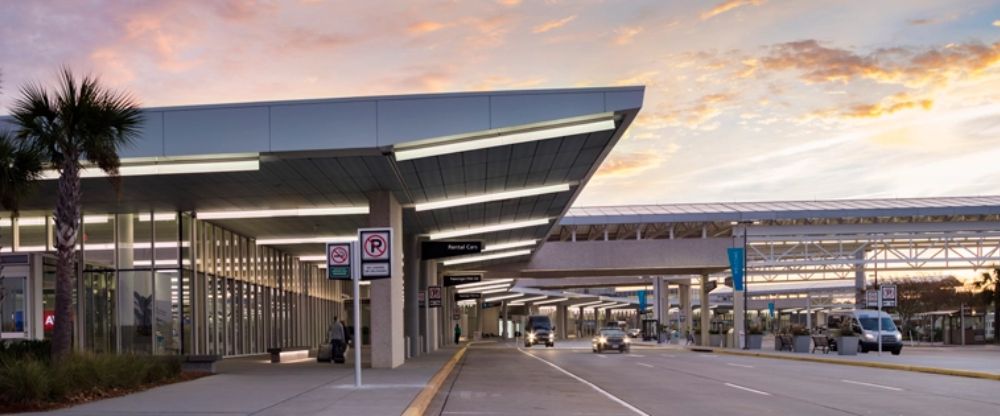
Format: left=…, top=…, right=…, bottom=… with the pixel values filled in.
left=44, top=311, right=55, bottom=331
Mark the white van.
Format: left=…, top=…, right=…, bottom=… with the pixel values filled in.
left=826, top=309, right=903, bottom=355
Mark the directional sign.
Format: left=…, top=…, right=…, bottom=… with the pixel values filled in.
left=454, top=292, right=482, bottom=301
left=866, top=289, right=879, bottom=308
left=428, top=286, right=442, bottom=308
left=326, top=242, right=352, bottom=280
left=422, top=241, right=482, bottom=260
left=444, top=274, right=482, bottom=287
left=359, top=228, right=392, bottom=280
left=727, top=247, right=745, bottom=291
left=881, top=284, right=897, bottom=308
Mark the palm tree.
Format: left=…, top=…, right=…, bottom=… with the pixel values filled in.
left=975, top=268, right=1000, bottom=344
left=0, top=131, right=43, bottom=322
left=10, top=69, right=141, bottom=358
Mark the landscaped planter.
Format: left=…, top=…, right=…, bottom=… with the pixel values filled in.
left=793, top=335, right=811, bottom=353
left=747, top=334, right=763, bottom=349
left=710, top=334, right=724, bottom=347
left=837, top=336, right=859, bottom=355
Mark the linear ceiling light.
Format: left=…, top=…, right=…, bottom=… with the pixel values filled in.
left=394, top=118, right=615, bottom=161
left=456, top=283, right=511, bottom=293
left=454, top=278, right=513, bottom=289
left=483, top=293, right=524, bottom=302
left=298, top=255, right=326, bottom=262
left=533, top=297, right=569, bottom=306
left=38, top=157, right=260, bottom=180
left=137, top=213, right=178, bottom=222
left=256, top=236, right=357, bottom=246
left=517, top=295, right=549, bottom=303
left=440, top=249, right=532, bottom=266
left=198, top=206, right=368, bottom=220
left=415, top=184, right=571, bottom=212
left=570, top=300, right=605, bottom=308
left=585, top=301, right=619, bottom=310
left=479, top=288, right=511, bottom=295
left=481, top=239, right=538, bottom=253
left=430, top=218, right=550, bottom=241
left=614, top=285, right=654, bottom=292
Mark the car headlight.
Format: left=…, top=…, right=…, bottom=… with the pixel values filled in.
left=599, top=336, right=607, bottom=343
left=528, top=333, right=535, bottom=340
left=863, top=333, right=875, bottom=341
left=894, top=333, right=902, bottom=341
left=624, top=338, right=631, bottom=343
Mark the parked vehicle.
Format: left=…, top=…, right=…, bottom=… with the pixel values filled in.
left=627, top=328, right=641, bottom=338
left=524, top=315, right=555, bottom=348
left=826, top=310, right=903, bottom=355
left=593, top=328, right=630, bottom=353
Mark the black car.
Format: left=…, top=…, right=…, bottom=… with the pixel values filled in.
left=524, top=315, right=555, bottom=348
left=592, top=328, right=630, bottom=353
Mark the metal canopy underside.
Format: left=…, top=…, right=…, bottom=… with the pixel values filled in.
left=7, top=87, right=644, bottom=260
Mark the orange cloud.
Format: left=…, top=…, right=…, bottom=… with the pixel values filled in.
left=613, top=26, right=643, bottom=45
left=595, top=149, right=668, bottom=178
left=497, top=0, right=521, bottom=5
left=409, top=21, right=446, bottom=35
left=993, top=19, right=999, bottom=27
left=761, top=40, right=1000, bottom=87
left=807, top=92, right=933, bottom=120
left=700, top=0, right=765, bottom=21
left=636, top=93, right=735, bottom=130
left=533, top=15, right=577, bottom=34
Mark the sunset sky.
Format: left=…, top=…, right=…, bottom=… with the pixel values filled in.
left=2, top=0, right=1000, bottom=207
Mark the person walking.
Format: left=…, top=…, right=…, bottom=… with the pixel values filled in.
left=329, top=317, right=346, bottom=363
left=454, top=323, right=462, bottom=344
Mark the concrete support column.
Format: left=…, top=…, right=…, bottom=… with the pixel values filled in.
left=700, top=274, right=710, bottom=346
left=404, top=234, right=420, bottom=358
left=501, top=302, right=509, bottom=338
left=855, top=249, right=866, bottom=306
left=423, top=260, right=439, bottom=352
left=680, top=282, right=692, bottom=340
left=367, top=191, right=404, bottom=369
left=557, top=304, right=568, bottom=340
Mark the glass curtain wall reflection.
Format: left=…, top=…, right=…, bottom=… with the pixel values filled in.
left=4, top=210, right=343, bottom=357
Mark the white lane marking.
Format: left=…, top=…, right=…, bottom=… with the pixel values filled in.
left=660, top=354, right=677, bottom=358
left=724, top=383, right=771, bottom=396
left=697, top=354, right=718, bottom=358
left=596, top=354, right=607, bottom=358
left=726, top=363, right=754, bottom=369
left=636, top=363, right=654, bottom=368
left=628, top=354, right=646, bottom=357
left=519, top=348, right=651, bottom=416
left=841, top=379, right=903, bottom=391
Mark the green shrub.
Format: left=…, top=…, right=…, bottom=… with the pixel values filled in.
left=0, top=358, right=51, bottom=404
left=0, top=339, right=52, bottom=362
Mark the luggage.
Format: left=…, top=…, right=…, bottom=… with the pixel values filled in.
left=317, top=343, right=333, bottom=362
left=332, top=340, right=346, bottom=363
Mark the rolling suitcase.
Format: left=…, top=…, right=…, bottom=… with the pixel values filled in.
left=317, top=343, right=333, bottom=362
left=332, top=340, right=346, bottom=363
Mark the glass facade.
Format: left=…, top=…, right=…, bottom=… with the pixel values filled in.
left=6, top=211, right=346, bottom=356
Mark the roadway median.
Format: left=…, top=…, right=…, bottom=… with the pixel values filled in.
left=686, top=346, right=1000, bottom=382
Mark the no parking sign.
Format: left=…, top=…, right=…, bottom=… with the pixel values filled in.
left=359, top=228, right=392, bottom=280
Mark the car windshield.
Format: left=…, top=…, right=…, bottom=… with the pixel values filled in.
left=859, top=317, right=896, bottom=331
left=600, top=329, right=625, bottom=337
left=529, top=318, right=551, bottom=330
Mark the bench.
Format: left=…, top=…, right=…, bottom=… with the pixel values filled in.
left=811, top=336, right=830, bottom=354
left=777, top=334, right=794, bottom=351
left=182, top=355, right=222, bottom=374
left=267, top=346, right=311, bottom=363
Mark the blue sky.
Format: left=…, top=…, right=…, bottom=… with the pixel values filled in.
left=2, top=0, right=999, bottom=206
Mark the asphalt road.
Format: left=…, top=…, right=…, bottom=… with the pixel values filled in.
left=431, top=340, right=1000, bottom=416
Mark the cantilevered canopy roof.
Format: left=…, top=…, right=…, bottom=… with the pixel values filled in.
left=2, top=87, right=644, bottom=261
left=562, top=195, right=1000, bottom=225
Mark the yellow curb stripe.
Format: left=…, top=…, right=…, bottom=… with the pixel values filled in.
left=686, top=347, right=1000, bottom=382
left=402, top=344, right=469, bottom=416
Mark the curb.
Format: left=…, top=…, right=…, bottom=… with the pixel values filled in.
left=687, top=347, right=1000, bottom=382
left=402, top=344, right=469, bottom=416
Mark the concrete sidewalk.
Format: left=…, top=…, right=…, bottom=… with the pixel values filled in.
left=33, top=347, right=460, bottom=416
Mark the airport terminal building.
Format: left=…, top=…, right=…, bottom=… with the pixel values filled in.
left=0, top=87, right=644, bottom=367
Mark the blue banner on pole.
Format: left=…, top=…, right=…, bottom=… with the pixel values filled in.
left=768, top=302, right=775, bottom=317
left=727, top=247, right=745, bottom=291
left=638, top=290, right=647, bottom=311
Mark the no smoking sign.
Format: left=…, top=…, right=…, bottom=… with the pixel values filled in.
left=326, top=242, right=352, bottom=280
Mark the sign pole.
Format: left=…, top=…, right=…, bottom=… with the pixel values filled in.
left=352, top=240, right=363, bottom=387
